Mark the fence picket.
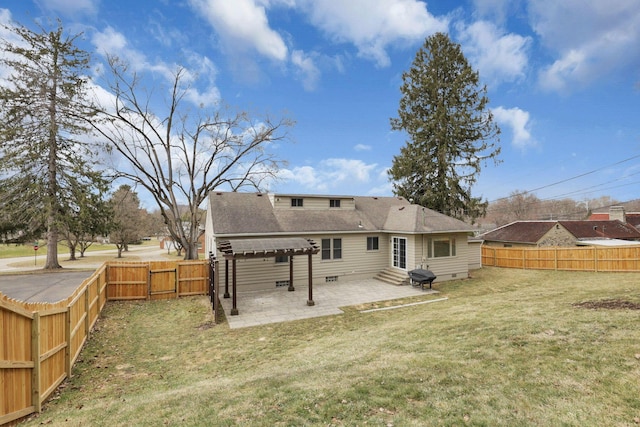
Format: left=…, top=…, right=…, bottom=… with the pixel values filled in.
left=482, top=245, right=640, bottom=272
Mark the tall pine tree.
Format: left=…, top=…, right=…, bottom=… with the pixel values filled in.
left=389, top=32, right=501, bottom=223
left=0, top=21, right=101, bottom=268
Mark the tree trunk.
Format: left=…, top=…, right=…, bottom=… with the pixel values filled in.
left=116, top=243, right=124, bottom=258
left=44, top=228, right=61, bottom=269
left=44, top=46, right=61, bottom=270
left=68, top=244, right=77, bottom=261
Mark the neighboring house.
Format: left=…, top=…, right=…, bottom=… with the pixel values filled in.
left=588, top=206, right=640, bottom=231
left=205, top=192, right=476, bottom=291
left=481, top=219, right=640, bottom=248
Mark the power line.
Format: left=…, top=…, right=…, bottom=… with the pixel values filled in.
left=488, top=153, right=640, bottom=204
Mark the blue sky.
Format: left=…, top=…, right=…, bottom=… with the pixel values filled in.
left=2, top=0, right=640, bottom=209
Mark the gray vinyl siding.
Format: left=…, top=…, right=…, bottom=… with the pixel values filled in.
left=467, top=239, right=482, bottom=270
left=272, top=195, right=356, bottom=210
left=216, top=233, right=387, bottom=290
left=412, top=233, right=470, bottom=281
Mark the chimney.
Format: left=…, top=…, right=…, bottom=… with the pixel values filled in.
left=610, top=206, right=626, bottom=223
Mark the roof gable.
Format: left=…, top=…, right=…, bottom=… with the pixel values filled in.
left=383, top=205, right=474, bottom=233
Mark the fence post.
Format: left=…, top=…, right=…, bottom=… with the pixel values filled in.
left=65, top=305, right=72, bottom=377
left=31, top=311, right=41, bottom=413
left=84, top=287, right=90, bottom=339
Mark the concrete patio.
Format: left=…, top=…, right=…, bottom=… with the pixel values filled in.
left=219, top=278, right=438, bottom=328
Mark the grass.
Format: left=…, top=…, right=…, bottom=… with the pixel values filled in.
left=22, top=267, right=640, bottom=426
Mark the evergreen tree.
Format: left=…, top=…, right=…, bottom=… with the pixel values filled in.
left=389, top=32, right=501, bottom=223
left=0, top=20, right=100, bottom=269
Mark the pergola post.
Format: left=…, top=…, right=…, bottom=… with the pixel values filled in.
left=231, top=259, right=238, bottom=315
left=224, top=259, right=230, bottom=298
left=288, top=255, right=295, bottom=291
left=307, top=252, right=314, bottom=306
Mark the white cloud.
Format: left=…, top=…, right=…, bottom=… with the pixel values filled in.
left=457, top=20, right=530, bottom=85
left=300, top=0, right=448, bottom=67
left=530, top=0, right=640, bottom=91
left=188, top=0, right=288, bottom=61
left=92, top=27, right=220, bottom=108
left=492, top=106, right=535, bottom=149
left=279, top=158, right=378, bottom=192
left=354, top=144, right=372, bottom=151
left=291, top=50, right=321, bottom=91
left=472, top=0, right=522, bottom=24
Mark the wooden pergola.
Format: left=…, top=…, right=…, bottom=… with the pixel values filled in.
left=216, top=237, right=320, bottom=315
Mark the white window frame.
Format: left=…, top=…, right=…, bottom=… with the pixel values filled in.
left=321, top=238, right=342, bottom=260
left=427, top=237, right=456, bottom=258
left=392, top=236, right=407, bottom=270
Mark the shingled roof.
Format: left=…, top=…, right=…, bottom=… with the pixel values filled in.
left=208, top=192, right=474, bottom=236
left=480, top=221, right=556, bottom=244
left=481, top=220, right=640, bottom=244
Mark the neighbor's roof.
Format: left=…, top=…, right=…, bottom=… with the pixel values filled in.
left=480, top=221, right=556, bottom=244
left=560, top=220, right=640, bottom=240
left=577, top=239, right=640, bottom=247
left=208, top=192, right=473, bottom=236
left=481, top=220, right=640, bottom=243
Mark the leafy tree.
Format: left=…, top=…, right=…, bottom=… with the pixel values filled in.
left=389, top=32, right=501, bottom=223
left=90, top=58, right=292, bottom=259
left=0, top=20, right=101, bottom=268
left=109, top=185, right=145, bottom=258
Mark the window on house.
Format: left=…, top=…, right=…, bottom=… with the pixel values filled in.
left=291, top=198, right=303, bottom=207
left=427, top=237, right=456, bottom=258
left=333, top=238, right=342, bottom=259
left=275, top=255, right=289, bottom=263
left=321, top=238, right=342, bottom=260
left=367, top=236, right=379, bottom=251
left=329, top=199, right=341, bottom=208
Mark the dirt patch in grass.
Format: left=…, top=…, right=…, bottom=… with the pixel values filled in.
left=573, top=299, right=640, bottom=310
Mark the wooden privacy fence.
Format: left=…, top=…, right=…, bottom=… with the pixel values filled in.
left=482, top=245, right=640, bottom=272
left=0, top=260, right=210, bottom=426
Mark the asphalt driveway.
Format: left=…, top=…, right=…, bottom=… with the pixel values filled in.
left=0, top=270, right=95, bottom=303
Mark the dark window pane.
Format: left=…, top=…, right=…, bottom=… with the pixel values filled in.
left=321, top=238, right=331, bottom=260
left=333, top=238, right=342, bottom=259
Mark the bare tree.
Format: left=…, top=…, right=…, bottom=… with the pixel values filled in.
left=485, top=190, right=540, bottom=226
left=91, top=58, right=292, bottom=259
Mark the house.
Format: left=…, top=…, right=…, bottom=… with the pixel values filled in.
left=480, top=219, right=640, bottom=248
left=588, top=206, right=640, bottom=231
left=205, top=192, right=476, bottom=292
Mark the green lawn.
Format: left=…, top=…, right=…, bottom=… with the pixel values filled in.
left=0, top=240, right=157, bottom=259
left=23, top=267, right=640, bottom=426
